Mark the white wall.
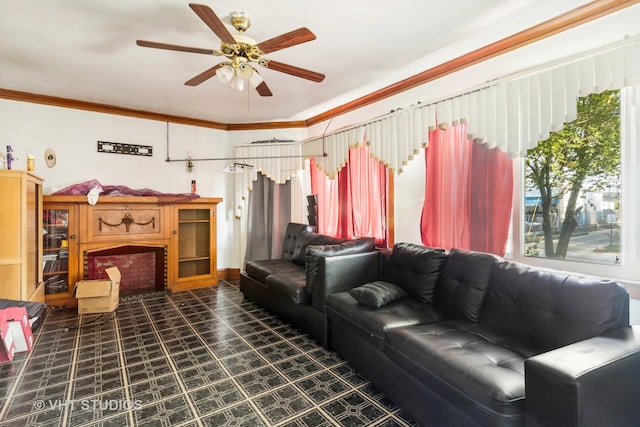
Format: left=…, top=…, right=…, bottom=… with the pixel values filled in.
left=0, top=100, right=237, bottom=267
left=0, top=101, right=314, bottom=270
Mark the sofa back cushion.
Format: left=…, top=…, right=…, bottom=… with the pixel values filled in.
left=481, top=261, right=629, bottom=351
left=433, top=248, right=501, bottom=321
left=305, top=237, right=376, bottom=294
left=383, top=243, right=447, bottom=304
left=291, top=231, right=346, bottom=266
left=281, top=223, right=315, bottom=260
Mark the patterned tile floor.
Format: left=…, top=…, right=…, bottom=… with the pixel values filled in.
left=0, top=280, right=418, bottom=426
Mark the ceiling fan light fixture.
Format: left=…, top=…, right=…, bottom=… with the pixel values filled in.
left=237, top=62, right=254, bottom=80
left=229, top=74, right=245, bottom=91
left=249, top=71, right=264, bottom=88
left=216, top=64, right=235, bottom=83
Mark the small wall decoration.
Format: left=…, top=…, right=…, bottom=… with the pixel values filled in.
left=97, top=141, right=153, bottom=157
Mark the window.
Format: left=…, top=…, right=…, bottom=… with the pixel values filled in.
left=523, top=90, right=621, bottom=265
left=310, top=144, right=387, bottom=245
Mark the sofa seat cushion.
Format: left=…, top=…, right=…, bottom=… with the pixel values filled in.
left=384, top=320, right=541, bottom=418
left=245, top=259, right=303, bottom=283
left=266, top=271, right=310, bottom=305
left=326, top=292, right=448, bottom=349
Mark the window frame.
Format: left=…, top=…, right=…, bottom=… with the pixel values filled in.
left=510, top=87, right=640, bottom=289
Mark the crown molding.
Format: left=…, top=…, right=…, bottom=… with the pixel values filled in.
left=1, top=0, right=637, bottom=131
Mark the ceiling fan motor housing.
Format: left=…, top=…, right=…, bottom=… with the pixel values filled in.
left=230, top=12, right=250, bottom=32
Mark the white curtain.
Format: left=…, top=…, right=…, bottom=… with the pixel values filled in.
left=234, top=143, right=303, bottom=184
left=300, top=38, right=640, bottom=178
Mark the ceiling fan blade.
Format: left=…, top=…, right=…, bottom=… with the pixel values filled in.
left=257, top=28, right=316, bottom=54
left=255, top=81, right=273, bottom=97
left=189, top=3, right=236, bottom=44
left=264, top=60, right=325, bottom=82
left=184, top=64, right=224, bottom=86
left=136, top=40, right=214, bottom=55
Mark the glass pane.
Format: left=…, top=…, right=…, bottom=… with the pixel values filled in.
left=43, top=209, right=69, bottom=294
left=524, top=90, right=621, bottom=265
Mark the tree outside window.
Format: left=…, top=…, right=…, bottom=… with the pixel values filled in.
left=524, top=90, right=621, bottom=264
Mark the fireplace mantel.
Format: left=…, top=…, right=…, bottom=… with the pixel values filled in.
left=43, top=195, right=222, bottom=306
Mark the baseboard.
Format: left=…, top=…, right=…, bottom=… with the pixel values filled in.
left=218, top=268, right=240, bottom=280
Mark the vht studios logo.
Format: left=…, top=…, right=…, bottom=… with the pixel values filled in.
left=33, top=399, right=143, bottom=411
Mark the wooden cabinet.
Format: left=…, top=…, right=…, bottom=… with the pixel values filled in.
left=0, top=170, right=44, bottom=302
left=43, top=195, right=222, bottom=305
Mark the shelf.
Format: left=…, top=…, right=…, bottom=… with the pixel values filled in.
left=178, top=258, right=210, bottom=277
left=178, top=256, right=210, bottom=262
left=44, top=271, right=68, bottom=276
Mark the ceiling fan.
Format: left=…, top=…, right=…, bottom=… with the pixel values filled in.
left=136, top=3, right=325, bottom=96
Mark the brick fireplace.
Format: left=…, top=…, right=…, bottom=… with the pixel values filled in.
left=85, top=245, right=167, bottom=294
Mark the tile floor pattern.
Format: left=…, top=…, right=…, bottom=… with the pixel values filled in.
left=0, top=280, right=419, bottom=426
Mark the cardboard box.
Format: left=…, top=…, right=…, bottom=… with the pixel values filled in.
left=75, top=267, right=121, bottom=314
left=0, top=314, right=15, bottom=363
left=0, top=307, right=33, bottom=353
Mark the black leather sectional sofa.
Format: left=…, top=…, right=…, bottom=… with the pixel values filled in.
left=239, top=223, right=379, bottom=347
left=325, top=243, right=640, bottom=427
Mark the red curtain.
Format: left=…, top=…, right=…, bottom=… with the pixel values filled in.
left=311, top=144, right=387, bottom=245
left=310, top=158, right=339, bottom=237
left=420, top=124, right=513, bottom=256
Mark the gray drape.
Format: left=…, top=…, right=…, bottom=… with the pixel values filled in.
left=244, top=173, right=291, bottom=264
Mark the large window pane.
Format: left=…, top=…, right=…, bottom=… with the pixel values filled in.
left=523, top=90, right=621, bottom=265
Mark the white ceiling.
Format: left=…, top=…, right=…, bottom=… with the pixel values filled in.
left=1, top=1, right=636, bottom=125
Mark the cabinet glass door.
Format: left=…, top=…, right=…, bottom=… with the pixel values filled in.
left=43, top=208, right=70, bottom=294
left=177, top=208, right=211, bottom=278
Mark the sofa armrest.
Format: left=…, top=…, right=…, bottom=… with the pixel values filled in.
left=311, top=251, right=381, bottom=312
left=525, top=325, right=640, bottom=427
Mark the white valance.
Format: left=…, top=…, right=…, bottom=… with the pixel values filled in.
left=234, top=142, right=303, bottom=185
left=302, top=37, right=640, bottom=178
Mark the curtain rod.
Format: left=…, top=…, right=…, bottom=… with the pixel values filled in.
left=164, top=121, right=327, bottom=162
left=301, top=34, right=640, bottom=144
left=165, top=153, right=326, bottom=162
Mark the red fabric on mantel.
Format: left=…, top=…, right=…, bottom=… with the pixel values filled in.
left=421, top=124, right=513, bottom=256
left=52, top=179, right=200, bottom=205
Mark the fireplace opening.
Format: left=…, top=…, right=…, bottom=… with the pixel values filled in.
left=85, top=245, right=167, bottom=294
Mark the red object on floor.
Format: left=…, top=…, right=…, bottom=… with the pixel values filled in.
left=0, top=314, right=15, bottom=363
left=0, top=307, right=33, bottom=354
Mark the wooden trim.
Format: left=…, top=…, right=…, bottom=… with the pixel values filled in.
left=387, top=170, right=395, bottom=248
left=218, top=268, right=240, bottom=281
left=0, top=1, right=637, bottom=130
left=0, top=88, right=229, bottom=130
left=305, top=0, right=640, bottom=126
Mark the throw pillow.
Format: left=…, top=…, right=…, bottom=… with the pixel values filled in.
left=304, top=237, right=376, bottom=294
left=349, top=281, right=407, bottom=308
